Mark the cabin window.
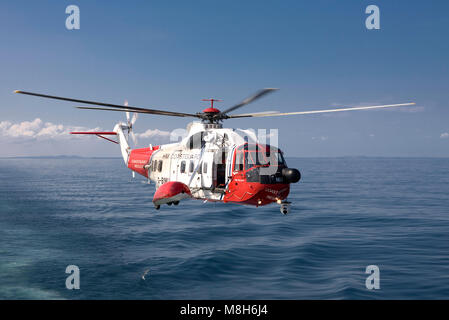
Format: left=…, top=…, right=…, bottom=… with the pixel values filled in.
left=158, top=160, right=163, bottom=172
left=189, top=160, right=194, bottom=173
left=203, top=162, right=207, bottom=174
left=180, top=161, right=186, bottom=173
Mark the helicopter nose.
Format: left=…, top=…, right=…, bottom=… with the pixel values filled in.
left=282, top=168, right=301, bottom=183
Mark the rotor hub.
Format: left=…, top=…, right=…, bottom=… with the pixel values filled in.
left=200, top=98, right=223, bottom=123
left=202, top=107, right=220, bottom=114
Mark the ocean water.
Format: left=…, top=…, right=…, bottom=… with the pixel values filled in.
left=0, top=157, right=448, bottom=299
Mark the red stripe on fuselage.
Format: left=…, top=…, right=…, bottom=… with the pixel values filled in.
left=224, top=180, right=290, bottom=206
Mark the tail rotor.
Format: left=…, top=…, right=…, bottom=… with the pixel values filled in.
left=124, top=100, right=138, bottom=146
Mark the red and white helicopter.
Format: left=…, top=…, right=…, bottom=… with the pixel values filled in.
left=15, top=89, right=414, bottom=214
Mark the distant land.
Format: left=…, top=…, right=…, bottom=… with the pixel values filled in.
left=0, top=155, right=122, bottom=159
left=0, top=155, right=448, bottom=160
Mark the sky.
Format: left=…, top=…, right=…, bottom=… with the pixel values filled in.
left=0, top=0, right=448, bottom=157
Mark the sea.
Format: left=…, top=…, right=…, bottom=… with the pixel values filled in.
left=0, top=157, right=448, bottom=299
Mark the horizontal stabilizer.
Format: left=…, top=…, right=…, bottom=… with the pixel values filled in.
left=71, top=131, right=118, bottom=144
left=70, top=131, right=117, bottom=135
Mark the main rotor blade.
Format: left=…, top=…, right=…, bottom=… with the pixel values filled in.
left=225, top=103, right=416, bottom=118
left=76, top=106, right=194, bottom=117
left=218, top=88, right=278, bottom=116
left=14, top=90, right=199, bottom=118
left=225, top=110, right=280, bottom=117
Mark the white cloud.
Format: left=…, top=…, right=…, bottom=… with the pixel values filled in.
left=3, top=118, right=42, bottom=137
left=312, top=136, right=328, bottom=141
left=0, top=118, right=175, bottom=144
left=0, top=118, right=99, bottom=140
left=440, top=132, right=449, bottom=139
left=136, top=128, right=171, bottom=139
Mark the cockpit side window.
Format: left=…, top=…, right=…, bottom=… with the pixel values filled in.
left=235, top=150, right=244, bottom=171
left=235, top=143, right=285, bottom=171
left=277, top=151, right=286, bottom=166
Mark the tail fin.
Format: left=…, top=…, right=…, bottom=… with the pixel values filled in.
left=113, top=123, right=131, bottom=165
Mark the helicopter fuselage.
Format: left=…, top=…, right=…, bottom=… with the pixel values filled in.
left=124, top=121, right=299, bottom=208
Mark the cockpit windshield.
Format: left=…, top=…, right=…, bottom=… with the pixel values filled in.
left=234, top=143, right=286, bottom=171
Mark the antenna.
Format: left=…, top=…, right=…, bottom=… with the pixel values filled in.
left=201, top=98, right=222, bottom=109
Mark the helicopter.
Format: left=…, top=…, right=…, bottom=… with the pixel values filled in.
left=14, top=89, right=415, bottom=214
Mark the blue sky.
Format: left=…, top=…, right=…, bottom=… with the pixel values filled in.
left=1, top=0, right=448, bottom=157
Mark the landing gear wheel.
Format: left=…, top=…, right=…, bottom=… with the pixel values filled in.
left=167, top=202, right=172, bottom=206
left=280, top=201, right=291, bottom=215
left=155, top=205, right=160, bottom=210
left=173, top=201, right=179, bottom=206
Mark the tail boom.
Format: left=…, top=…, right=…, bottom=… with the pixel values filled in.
left=127, top=146, right=159, bottom=178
